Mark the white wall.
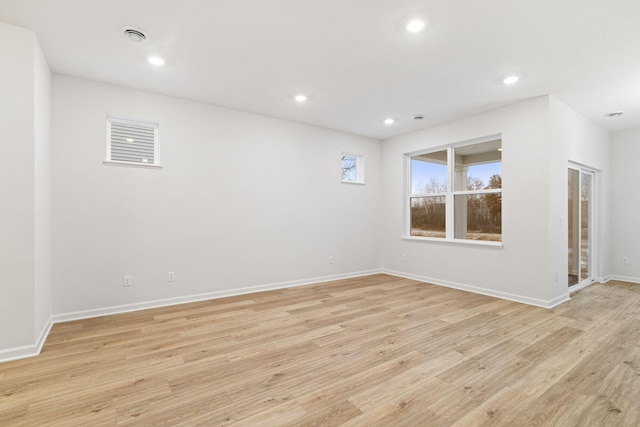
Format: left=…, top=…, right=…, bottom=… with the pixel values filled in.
left=34, top=37, right=53, bottom=341
left=379, top=96, right=610, bottom=307
left=548, top=97, right=610, bottom=296
left=610, top=127, right=640, bottom=282
left=380, top=97, right=557, bottom=306
left=0, top=22, right=52, bottom=357
left=51, top=75, right=381, bottom=315
left=0, top=23, right=35, bottom=351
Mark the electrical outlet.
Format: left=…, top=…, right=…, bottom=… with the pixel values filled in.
left=402, top=254, right=408, bottom=263
left=168, top=271, right=176, bottom=282
left=622, top=257, right=629, bottom=265
left=554, top=271, right=559, bottom=282
left=328, top=256, right=334, bottom=264
left=123, top=275, right=132, bottom=287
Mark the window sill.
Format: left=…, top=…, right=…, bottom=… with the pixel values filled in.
left=340, top=181, right=366, bottom=185
left=401, top=236, right=503, bottom=248
left=103, top=160, right=163, bottom=169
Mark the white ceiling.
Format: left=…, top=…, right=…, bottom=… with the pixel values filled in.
left=1, top=0, right=638, bottom=139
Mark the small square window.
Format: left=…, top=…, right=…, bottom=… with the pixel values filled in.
left=341, top=153, right=364, bottom=184
left=105, top=115, right=161, bottom=168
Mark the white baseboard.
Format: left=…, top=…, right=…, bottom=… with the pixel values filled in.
left=1, top=269, right=381, bottom=363
left=546, top=293, right=571, bottom=308
left=0, top=316, right=54, bottom=364
left=52, top=269, right=382, bottom=323
left=382, top=269, right=570, bottom=309
left=609, top=275, right=640, bottom=284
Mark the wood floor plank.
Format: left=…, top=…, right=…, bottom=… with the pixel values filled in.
left=1, top=274, right=640, bottom=425
left=347, top=351, right=465, bottom=412
left=450, top=386, right=533, bottom=427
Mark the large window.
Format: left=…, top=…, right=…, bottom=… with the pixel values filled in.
left=408, top=137, right=502, bottom=242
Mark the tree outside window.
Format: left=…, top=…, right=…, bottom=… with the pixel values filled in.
left=409, top=139, right=502, bottom=242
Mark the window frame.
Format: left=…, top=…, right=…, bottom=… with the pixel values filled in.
left=404, top=134, right=503, bottom=247
left=104, top=115, right=162, bottom=169
left=340, top=152, right=365, bottom=185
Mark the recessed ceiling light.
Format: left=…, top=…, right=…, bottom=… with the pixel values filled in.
left=148, top=56, right=165, bottom=66
left=503, top=75, right=519, bottom=85
left=294, top=94, right=308, bottom=103
left=406, top=19, right=426, bottom=33
left=384, top=118, right=395, bottom=125
left=605, top=111, right=623, bottom=117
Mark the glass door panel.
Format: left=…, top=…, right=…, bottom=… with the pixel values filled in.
left=568, top=169, right=579, bottom=286
left=580, top=172, right=593, bottom=283
left=568, top=167, right=594, bottom=289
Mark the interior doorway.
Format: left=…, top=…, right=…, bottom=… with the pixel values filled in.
left=568, top=166, right=595, bottom=289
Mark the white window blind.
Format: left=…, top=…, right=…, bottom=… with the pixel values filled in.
left=106, top=116, right=161, bottom=168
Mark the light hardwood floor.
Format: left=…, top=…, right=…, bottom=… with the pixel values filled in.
left=1, top=274, right=640, bottom=426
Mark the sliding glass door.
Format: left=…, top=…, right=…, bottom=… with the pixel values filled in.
left=568, top=167, right=594, bottom=288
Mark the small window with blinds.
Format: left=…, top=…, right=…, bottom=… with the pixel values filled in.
left=105, top=115, right=161, bottom=168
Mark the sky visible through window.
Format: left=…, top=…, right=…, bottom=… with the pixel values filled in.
left=412, top=160, right=501, bottom=194
left=341, top=156, right=357, bottom=182
left=467, top=162, right=502, bottom=185
left=411, top=160, right=447, bottom=194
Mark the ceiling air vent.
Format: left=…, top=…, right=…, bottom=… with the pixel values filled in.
left=123, top=26, right=147, bottom=42
left=604, top=111, right=623, bottom=118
